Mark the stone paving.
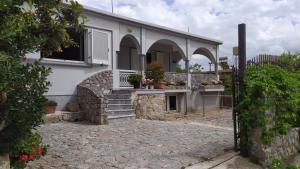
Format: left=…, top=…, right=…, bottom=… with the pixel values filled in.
left=29, top=110, right=234, bottom=169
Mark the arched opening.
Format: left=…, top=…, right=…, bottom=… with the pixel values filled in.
left=146, top=39, right=186, bottom=72
left=190, top=48, right=216, bottom=73
left=118, top=35, right=141, bottom=70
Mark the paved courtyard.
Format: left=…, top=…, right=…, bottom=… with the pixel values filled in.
left=29, top=110, right=234, bottom=169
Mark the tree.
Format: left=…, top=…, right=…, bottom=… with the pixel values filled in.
left=276, top=53, right=300, bottom=72
left=189, top=63, right=202, bottom=73
left=0, top=0, right=85, bottom=159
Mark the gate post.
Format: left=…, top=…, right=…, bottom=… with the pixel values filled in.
left=238, top=23, right=247, bottom=156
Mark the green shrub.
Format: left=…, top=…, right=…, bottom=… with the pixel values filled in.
left=0, top=55, right=50, bottom=153
left=145, top=61, right=165, bottom=84
left=128, top=74, right=142, bottom=85
left=46, top=100, right=58, bottom=107
left=10, top=132, right=48, bottom=169
left=237, top=65, right=300, bottom=145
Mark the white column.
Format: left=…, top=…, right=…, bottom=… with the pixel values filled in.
left=185, top=59, right=191, bottom=89
left=215, top=45, right=220, bottom=80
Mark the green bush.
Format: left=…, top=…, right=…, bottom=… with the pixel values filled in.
left=128, top=74, right=142, bottom=85
left=0, top=1, right=85, bottom=168
left=145, top=61, right=165, bottom=84
left=0, top=55, right=50, bottom=153
left=237, top=65, right=300, bottom=145
left=10, top=132, right=48, bottom=169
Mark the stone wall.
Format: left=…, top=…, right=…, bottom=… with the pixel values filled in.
left=250, top=128, right=300, bottom=167
left=249, top=107, right=300, bottom=167
left=164, top=72, right=187, bottom=83
left=132, top=92, right=166, bottom=120
left=191, top=74, right=218, bottom=89
left=77, top=71, right=113, bottom=124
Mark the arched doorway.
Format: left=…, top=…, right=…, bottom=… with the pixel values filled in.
left=146, top=39, right=186, bottom=72
left=118, top=35, right=141, bottom=70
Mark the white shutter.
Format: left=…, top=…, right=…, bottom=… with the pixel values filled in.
left=91, top=29, right=110, bottom=65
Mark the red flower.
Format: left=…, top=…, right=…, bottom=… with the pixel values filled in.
left=28, top=152, right=36, bottom=160
left=37, top=146, right=43, bottom=155
left=19, top=154, right=29, bottom=161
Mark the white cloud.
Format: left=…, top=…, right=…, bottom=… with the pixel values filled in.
left=78, top=0, right=300, bottom=65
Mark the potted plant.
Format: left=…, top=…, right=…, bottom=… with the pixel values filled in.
left=46, top=100, right=57, bottom=114
left=155, top=81, right=167, bottom=89
left=143, top=78, right=154, bottom=89
left=128, top=74, right=142, bottom=89
left=201, top=80, right=209, bottom=86
left=145, top=61, right=165, bottom=89
left=177, top=80, right=186, bottom=86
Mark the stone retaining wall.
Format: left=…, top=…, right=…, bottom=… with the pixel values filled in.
left=250, top=127, right=300, bottom=167
left=132, top=92, right=166, bottom=120
left=77, top=71, right=113, bottom=124
left=249, top=107, right=300, bottom=167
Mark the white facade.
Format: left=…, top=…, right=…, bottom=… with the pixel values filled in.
left=26, top=6, right=222, bottom=110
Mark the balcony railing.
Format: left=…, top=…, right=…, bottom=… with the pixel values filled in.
left=119, top=70, right=139, bottom=88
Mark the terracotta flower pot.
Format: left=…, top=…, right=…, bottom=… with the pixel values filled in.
left=155, top=83, right=166, bottom=89
left=46, top=106, right=56, bottom=114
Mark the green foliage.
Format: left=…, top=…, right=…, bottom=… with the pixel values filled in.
left=276, top=53, right=300, bottom=72
left=145, top=61, right=165, bottom=83
left=0, top=1, right=85, bottom=164
left=237, top=65, right=300, bottom=145
left=0, top=55, right=50, bottom=153
left=128, top=74, right=142, bottom=84
left=271, top=159, right=300, bottom=169
left=10, top=132, right=48, bottom=169
left=0, top=0, right=85, bottom=58
left=189, top=63, right=202, bottom=73
left=46, top=100, right=58, bottom=106
left=176, top=64, right=187, bottom=73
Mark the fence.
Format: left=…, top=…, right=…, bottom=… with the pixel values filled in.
left=247, top=54, right=279, bottom=66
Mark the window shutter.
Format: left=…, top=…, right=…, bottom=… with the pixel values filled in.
left=91, top=29, right=109, bottom=65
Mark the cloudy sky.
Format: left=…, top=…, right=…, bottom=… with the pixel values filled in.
left=77, top=0, right=300, bottom=66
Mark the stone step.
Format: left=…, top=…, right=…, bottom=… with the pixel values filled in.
left=107, top=99, right=131, bottom=104
left=105, top=109, right=135, bottom=116
left=105, top=94, right=131, bottom=99
left=107, top=114, right=136, bottom=124
left=106, top=104, right=133, bottom=110
left=112, top=90, right=132, bottom=94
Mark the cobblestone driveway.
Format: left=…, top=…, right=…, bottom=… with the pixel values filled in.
left=29, top=111, right=234, bottom=169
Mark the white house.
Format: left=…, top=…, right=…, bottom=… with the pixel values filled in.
left=27, top=6, right=224, bottom=124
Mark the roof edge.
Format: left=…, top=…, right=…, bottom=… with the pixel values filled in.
left=82, top=5, right=223, bottom=45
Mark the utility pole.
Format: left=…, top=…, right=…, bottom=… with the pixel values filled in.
left=238, top=23, right=247, bottom=156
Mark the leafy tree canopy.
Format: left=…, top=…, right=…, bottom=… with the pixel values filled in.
left=0, top=0, right=85, bottom=154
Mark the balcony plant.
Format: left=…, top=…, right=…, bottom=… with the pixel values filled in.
left=201, top=80, right=209, bottom=86
left=177, top=80, right=186, bottom=86
left=46, top=100, right=58, bottom=114
left=128, top=74, right=142, bottom=89
left=145, top=61, right=165, bottom=89
left=143, top=78, right=154, bottom=89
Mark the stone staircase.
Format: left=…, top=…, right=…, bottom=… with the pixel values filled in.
left=104, top=90, right=136, bottom=124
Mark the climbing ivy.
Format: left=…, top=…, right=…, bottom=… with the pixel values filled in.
left=237, top=65, right=300, bottom=145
